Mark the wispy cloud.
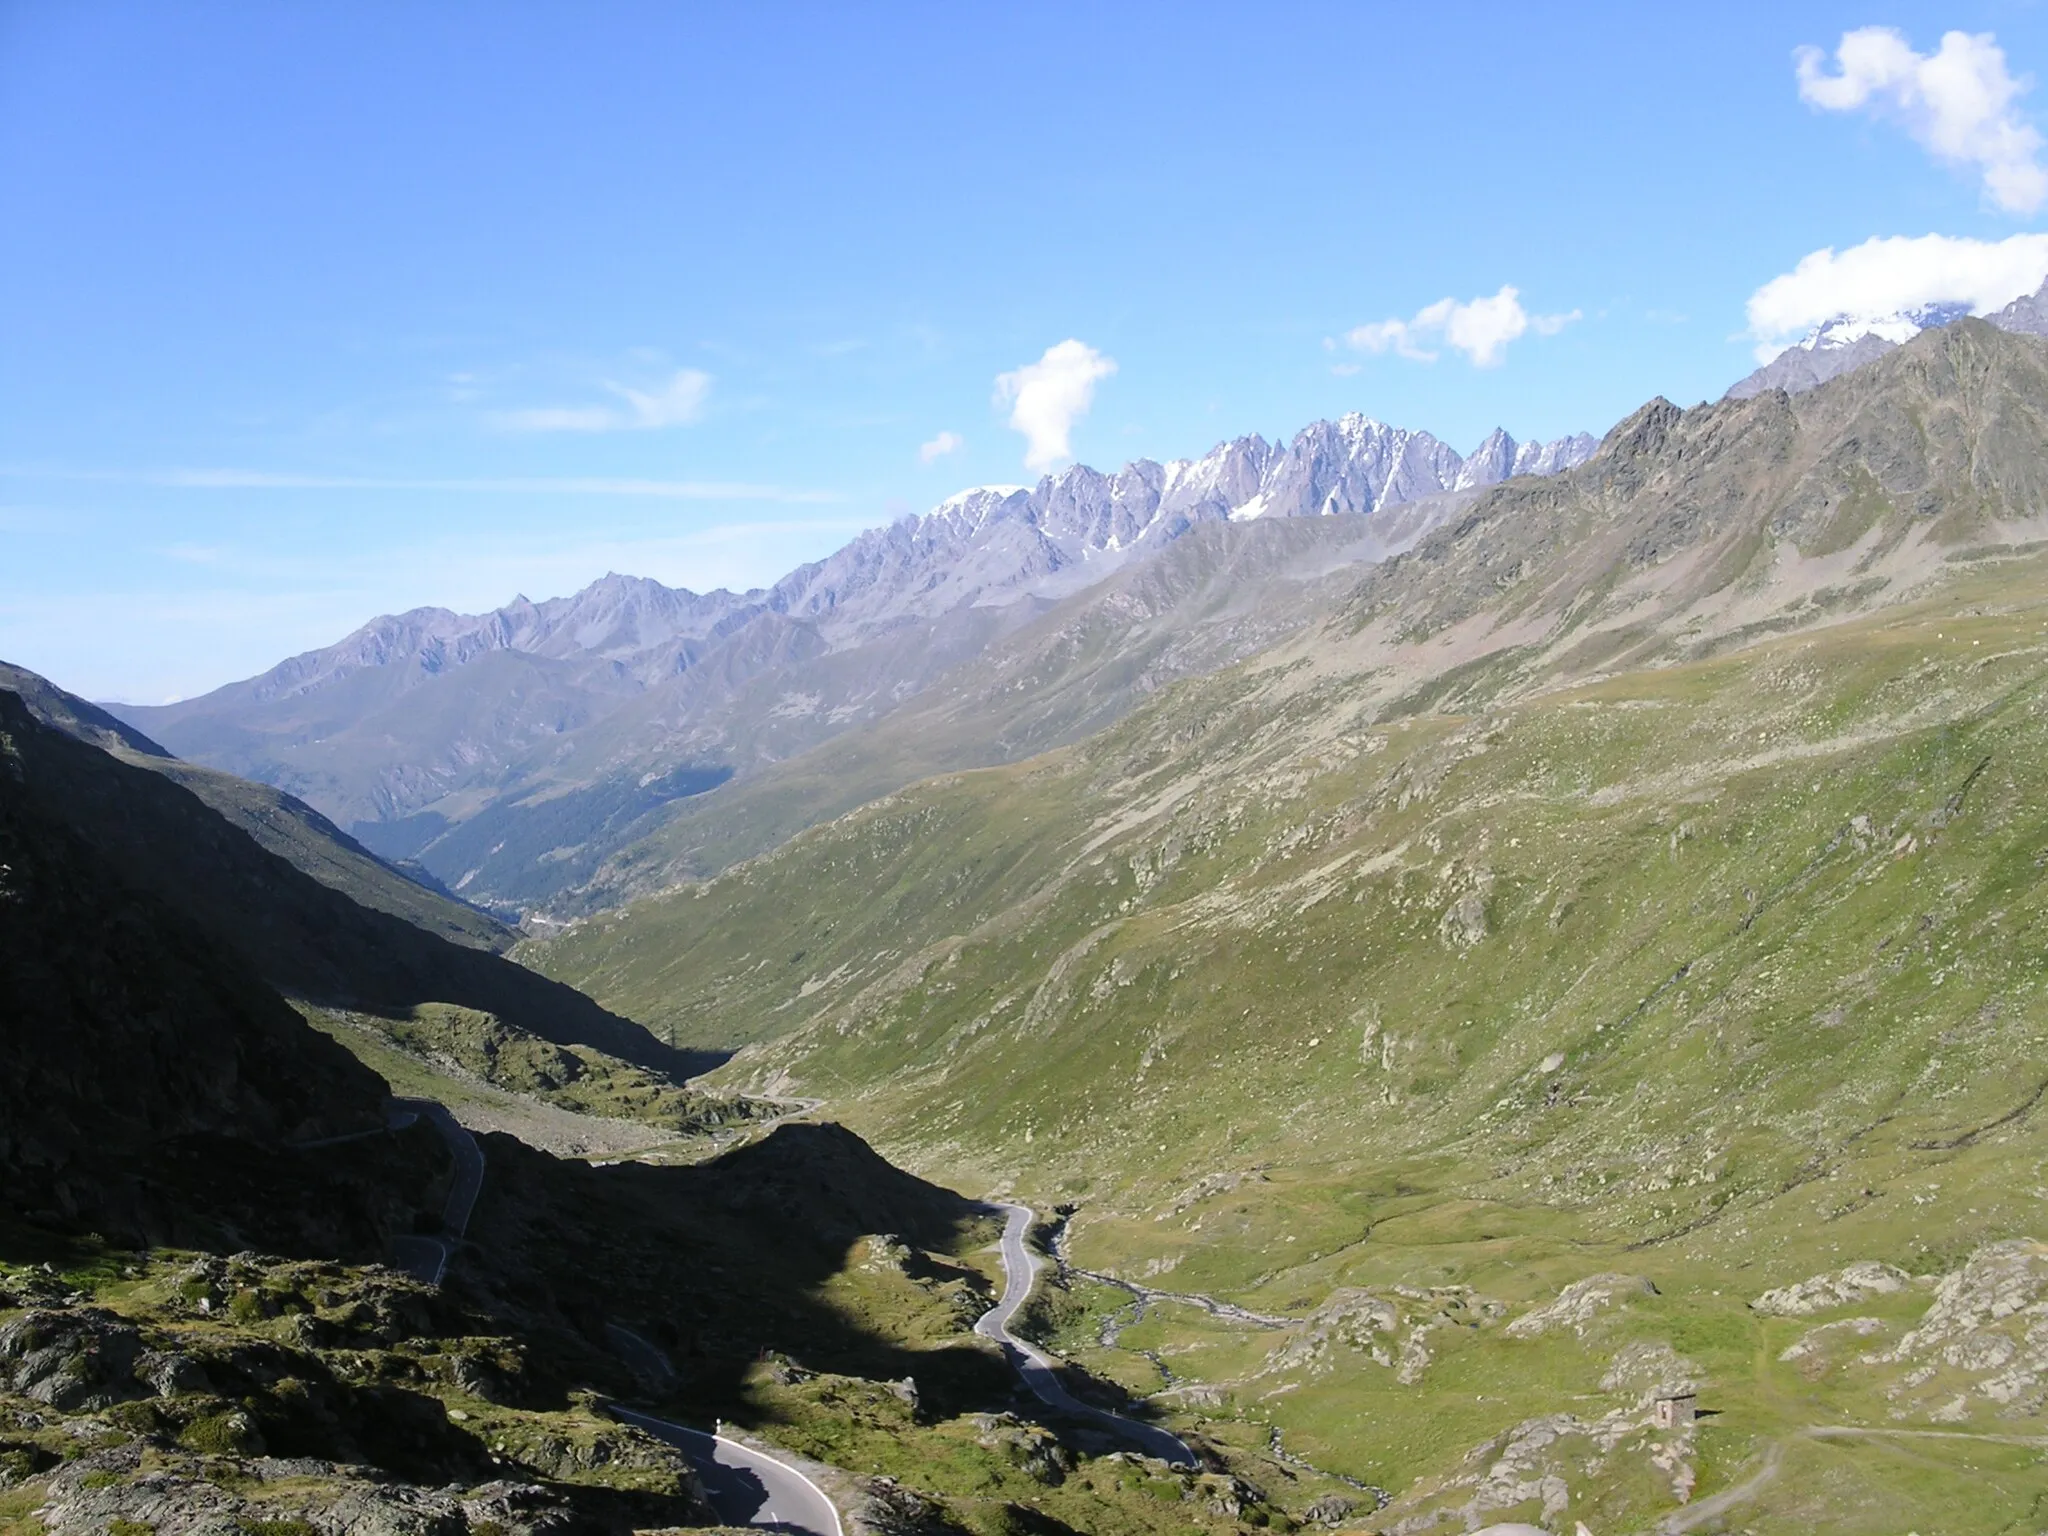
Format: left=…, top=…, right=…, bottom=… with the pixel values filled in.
left=994, top=340, right=1117, bottom=472
left=918, top=430, right=964, bottom=464
left=493, top=368, right=713, bottom=432
left=1338, top=285, right=1579, bottom=368
left=0, top=465, right=842, bottom=504
left=1744, top=231, right=2048, bottom=358
left=1797, top=27, right=2048, bottom=214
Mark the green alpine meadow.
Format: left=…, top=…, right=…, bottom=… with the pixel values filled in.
left=526, top=325, right=2048, bottom=1531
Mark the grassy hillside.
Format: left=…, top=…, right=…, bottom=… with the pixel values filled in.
left=538, top=548, right=2048, bottom=1532
left=300, top=1000, right=771, bottom=1154
left=573, top=513, right=1406, bottom=909
left=529, top=326, right=2048, bottom=1528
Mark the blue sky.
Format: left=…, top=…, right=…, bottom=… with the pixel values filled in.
left=7, top=1, right=2048, bottom=701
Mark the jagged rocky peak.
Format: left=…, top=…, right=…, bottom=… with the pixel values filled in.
left=1990, top=277, right=2048, bottom=337
left=1513, top=431, right=1601, bottom=477
left=151, top=410, right=1597, bottom=713
left=896, top=415, right=1593, bottom=556
left=1595, top=396, right=1685, bottom=460
left=1458, top=426, right=1520, bottom=488
left=1452, top=426, right=1599, bottom=489
left=731, top=414, right=1596, bottom=640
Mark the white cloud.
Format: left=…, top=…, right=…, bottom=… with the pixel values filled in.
left=1342, top=286, right=1579, bottom=368
left=1796, top=27, right=2048, bottom=214
left=495, top=368, right=712, bottom=432
left=1745, top=232, right=2048, bottom=357
left=994, top=340, right=1117, bottom=471
left=919, top=430, right=964, bottom=464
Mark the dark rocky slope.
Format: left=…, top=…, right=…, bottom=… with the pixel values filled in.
left=0, top=689, right=407, bottom=1249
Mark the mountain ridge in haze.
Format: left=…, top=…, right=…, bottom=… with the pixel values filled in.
left=129, top=414, right=1595, bottom=726
left=113, top=413, right=1595, bottom=915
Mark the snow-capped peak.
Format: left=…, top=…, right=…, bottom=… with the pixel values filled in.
left=1793, top=301, right=1974, bottom=354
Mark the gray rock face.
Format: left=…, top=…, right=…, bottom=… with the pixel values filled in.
left=1989, top=279, right=2048, bottom=336
left=35, top=1449, right=643, bottom=1536
left=1726, top=331, right=1901, bottom=401
left=1505, top=1275, right=1657, bottom=1339
left=0, top=1309, right=149, bottom=1412
left=1749, top=1260, right=1910, bottom=1316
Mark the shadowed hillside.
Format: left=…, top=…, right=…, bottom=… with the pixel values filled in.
left=0, top=689, right=405, bottom=1251
left=2, top=659, right=513, bottom=952
left=0, top=671, right=701, bottom=1077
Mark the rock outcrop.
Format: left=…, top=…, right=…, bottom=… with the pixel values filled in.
left=1750, top=1259, right=1910, bottom=1316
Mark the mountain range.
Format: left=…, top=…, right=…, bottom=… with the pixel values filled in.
left=116, top=417, right=1596, bottom=918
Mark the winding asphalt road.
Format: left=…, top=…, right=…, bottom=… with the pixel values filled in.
left=611, top=1402, right=844, bottom=1536
left=389, top=1097, right=485, bottom=1285
left=974, top=1201, right=1197, bottom=1467
left=372, top=1101, right=842, bottom=1536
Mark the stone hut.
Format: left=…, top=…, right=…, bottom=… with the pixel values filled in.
left=1653, top=1393, right=1697, bottom=1429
